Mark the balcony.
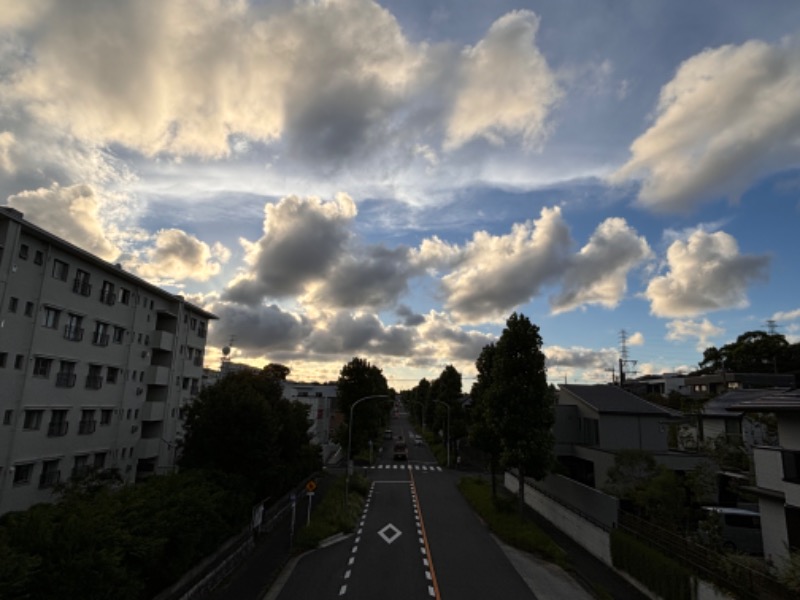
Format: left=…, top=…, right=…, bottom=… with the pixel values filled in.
left=85, top=375, right=103, bottom=390
left=72, top=279, right=92, bottom=296
left=55, top=372, right=76, bottom=388
left=47, top=421, right=68, bottom=437
left=39, top=470, right=61, bottom=489
left=146, top=365, right=170, bottom=386
left=151, top=330, right=175, bottom=352
left=136, top=437, right=161, bottom=458
left=140, top=401, right=165, bottom=421
left=63, top=325, right=84, bottom=342
left=78, top=419, right=97, bottom=435
left=92, top=332, right=109, bottom=347
left=100, top=289, right=116, bottom=306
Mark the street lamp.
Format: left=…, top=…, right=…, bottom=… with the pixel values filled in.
left=345, top=394, right=389, bottom=507
left=434, top=400, right=451, bottom=468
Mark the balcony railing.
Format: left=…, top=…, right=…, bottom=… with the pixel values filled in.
left=78, top=419, right=97, bottom=435
left=85, top=375, right=103, bottom=390
left=100, top=289, right=116, bottom=305
left=47, top=421, right=68, bottom=437
left=55, top=372, right=76, bottom=388
left=72, top=279, right=92, bottom=296
left=39, top=470, right=61, bottom=489
left=197, top=328, right=207, bottom=339
left=63, top=325, right=84, bottom=342
left=92, top=332, right=109, bottom=346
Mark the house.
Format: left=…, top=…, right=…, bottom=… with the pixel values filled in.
left=728, top=389, right=800, bottom=567
left=0, top=207, right=216, bottom=515
left=682, top=372, right=795, bottom=400
left=555, top=384, right=704, bottom=488
left=281, top=382, right=338, bottom=456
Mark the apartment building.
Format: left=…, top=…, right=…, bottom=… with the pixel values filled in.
left=0, top=207, right=216, bottom=515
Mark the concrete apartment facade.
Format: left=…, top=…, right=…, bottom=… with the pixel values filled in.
left=0, top=207, right=216, bottom=515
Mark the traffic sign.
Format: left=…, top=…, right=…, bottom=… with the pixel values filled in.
left=306, top=480, right=317, bottom=493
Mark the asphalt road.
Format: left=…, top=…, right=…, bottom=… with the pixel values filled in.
left=274, top=410, right=537, bottom=600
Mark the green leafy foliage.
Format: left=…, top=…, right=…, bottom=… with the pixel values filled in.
left=334, top=357, right=390, bottom=456
left=697, top=330, right=799, bottom=376
left=611, top=529, right=693, bottom=600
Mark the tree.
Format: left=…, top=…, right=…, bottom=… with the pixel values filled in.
left=180, top=369, right=320, bottom=499
left=697, top=330, right=798, bottom=376
left=469, top=343, right=503, bottom=497
left=489, top=313, right=555, bottom=515
left=262, top=363, right=291, bottom=380
left=335, top=357, right=389, bottom=458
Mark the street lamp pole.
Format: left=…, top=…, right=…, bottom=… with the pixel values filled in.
left=434, top=400, right=451, bottom=468
left=345, top=394, right=389, bottom=507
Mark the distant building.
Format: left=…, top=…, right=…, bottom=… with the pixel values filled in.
left=281, top=382, right=339, bottom=461
left=0, top=207, right=215, bottom=515
left=682, top=372, right=795, bottom=399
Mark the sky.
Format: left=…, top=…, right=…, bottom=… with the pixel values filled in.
left=1, top=0, right=799, bottom=391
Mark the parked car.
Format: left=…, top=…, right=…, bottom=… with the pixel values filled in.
left=393, top=442, right=408, bottom=461
left=701, top=507, right=763, bottom=555
left=384, top=429, right=393, bottom=440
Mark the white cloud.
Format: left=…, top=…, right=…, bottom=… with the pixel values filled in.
left=544, top=345, right=618, bottom=370
left=6, top=183, right=121, bottom=260
left=612, top=38, right=800, bottom=212
left=0, top=132, right=15, bottom=173
left=628, top=332, right=645, bottom=346
left=130, top=229, right=230, bottom=283
left=645, top=230, right=769, bottom=317
left=772, top=308, right=800, bottom=322
left=445, top=10, right=561, bottom=150
left=550, top=217, right=652, bottom=314
left=665, top=318, right=725, bottom=352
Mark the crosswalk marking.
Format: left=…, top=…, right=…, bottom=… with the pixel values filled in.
left=369, top=463, right=442, bottom=472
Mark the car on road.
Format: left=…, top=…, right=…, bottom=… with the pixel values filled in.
left=393, top=442, right=408, bottom=460
left=413, top=434, right=423, bottom=446
left=384, top=429, right=393, bottom=440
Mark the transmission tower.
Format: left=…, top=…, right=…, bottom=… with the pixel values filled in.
left=618, top=329, right=638, bottom=386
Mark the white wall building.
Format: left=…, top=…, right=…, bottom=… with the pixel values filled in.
left=0, top=207, right=216, bottom=515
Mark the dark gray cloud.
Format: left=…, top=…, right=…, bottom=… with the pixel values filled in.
left=208, top=302, right=311, bottom=352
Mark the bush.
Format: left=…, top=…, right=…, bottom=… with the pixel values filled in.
left=611, top=529, right=692, bottom=600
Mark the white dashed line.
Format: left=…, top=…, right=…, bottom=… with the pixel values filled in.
left=339, top=584, right=347, bottom=596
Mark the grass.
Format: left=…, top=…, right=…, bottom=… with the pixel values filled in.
left=457, top=476, right=568, bottom=568
left=292, top=474, right=370, bottom=553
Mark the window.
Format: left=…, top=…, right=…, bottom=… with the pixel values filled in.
left=23, top=410, right=43, bottom=430
left=56, top=360, right=77, bottom=388
left=190, top=317, right=197, bottom=330
left=112, top=326, right=125, bottom=344
left=139, top=371, right=143, bottom=382
left=3, top=410, right=12, bottom=425
left=73, top=455, right=89, bottom=478
left=100, top=409, right=112, bottom=425
left=92, top=321, right=109, bottom=346
left=18, top=244, right=29, bottom=260
left=121, top=448, right=127, bottom=459
left=86, top=364, right=103, bottom=390
left=8, top=297, right=18, bottom=313
left=0, top=352, right=6, bottom=368
left=100, top=281, right=115, bottom=305
left=39, top=459, right=60, bottom=488
left=13, top=463, right=33, bottom=485
left=14, top=354, right=24, bottom=369
left=64, top=313, right=84, bottom=341
left=34, top=250, right=43, bottom=265
left=42, top=306, right=61, bottom=329
left=197, top=322, right=207, bottom=338
left=106, top=366, right=119, bottom=384
left=119, top=288, right=131, bottom=305
left=78, top=409, right=96, bottom=435
left=47, top=409, right=68, bottom=437
left=93, top=452, right=106, bottom=469
left=73, top=269, right=91, bottom=296
left=32, top=357, right=52, bottom=378
left=126, top=409, right=132, bottom=420
left=52, top=259, right=69, bottom=281
left=784, top=450, right=800, bottom=483
left=24, top=301, right=34, bottom=317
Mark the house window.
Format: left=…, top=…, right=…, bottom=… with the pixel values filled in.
left=73, top=455, right=89, bottom=478
left=64, top=313, right=84, bottom=341
left=78, top=410, right=97, bottom=435
left=92, top=322, right=109, bottom=346
left=72, top=269, right=91, bottom=296
left=3, top=409, right=12, bottom=425
left=100, top=281, right=115, bottom=305
left=0, top=352, right=6, bottom=368
left=34, top=250, right=43, bottom=265
left=783, top=450, right=800, bottom=484
left=32, top=357, right=52, bottom=378
left=56, top=360, right=77, bottom=388
left=190, top=317, right=197, bottom=330
left=13, top=463, right=33, bottom=485
left=23, top=410, right=43, bottom=430
left=24, top=301, right=34, bottom=317
left=47, top=409, right=68, bottom=437
left=8, top=297, right=18, bottom=313
left=119, top=288, right=131, bottom=305
left=42, top=306, right=61, bottom=329
left=86, top=364, right=103, bottom=390
left=18, top=244, right=29, bottom=260
left=14, top=354, right=24, bottom=369
left=112, top=326, right=125, bottom=344
left=106, top=366, right=119, bottom=384
left=100, top=409, right=112, bottom=425
left=94, top=452, right=107, bottom=469
left=39, top=459, right=60, bottom=488
left=197, top=322, right=207, bottom=338
left=52, top=259, right=69, bottom=281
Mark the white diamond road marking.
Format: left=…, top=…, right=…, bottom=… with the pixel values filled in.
left=378, top=523, right=402, bottom=545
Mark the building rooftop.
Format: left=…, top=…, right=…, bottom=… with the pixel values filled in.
left=560, top=384, right=682, bottom=417
left=704, top=388, right=791, bottom=417
left=728, top=389, right=800, bottom=412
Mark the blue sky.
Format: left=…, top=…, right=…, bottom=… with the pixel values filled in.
left=1, top=0, right=799, bottom=389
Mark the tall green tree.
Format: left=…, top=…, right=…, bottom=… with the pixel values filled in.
left=469, top=343, right=503, bottom=497
left=335, top=357, right=390, bottom=458
left=490, top=313, right=555, bottom=515
left=180, top=369, right=320, bottom=499
left=697, top=330, right=798, bottom=375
